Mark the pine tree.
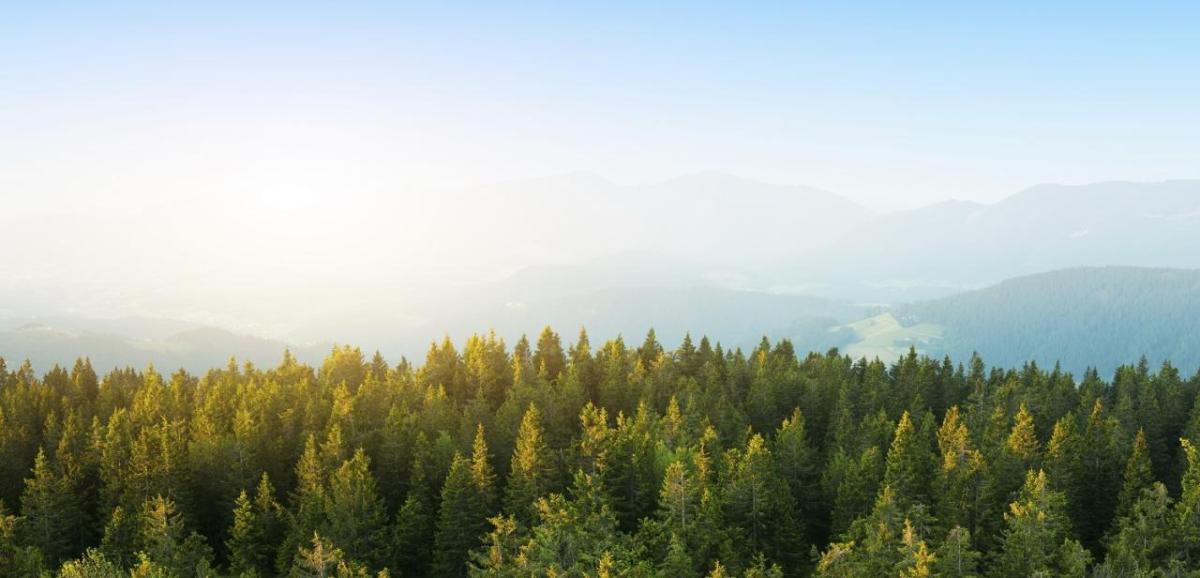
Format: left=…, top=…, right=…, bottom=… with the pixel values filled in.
left=724, top=434, right=803, bottom=573
left=18, top=447, right=77, bottom=566
left=658, top=532, right=698, bottom=578
left=1176, top=438, right=1200, bottom=563
left=504, top=472, right=636, bottom=576
left=989, top=470, right=1080, bottom=578
left=882, top=411, right=934, bottom=508
left=100, top=506, right=138, bottom=569
left=1075, top=399, right=1126, bottom=551
left=283, top=434, right=328, bottom=569
left=433, top=454, right=489, bottom=578
left=290, top=533, right=347, bottom=578
left=706, top=560, right=728, bottom=578
left=1, top=500, right=43, bottom=577
left=392, top=436, right=435, bottom=575
left=1115, top=428, right=1154, bottom=521
left=228, top=473, right=284, bottom=577
left=773, top=408, right=820, bottom=540
left=533, top=327, right=567, bottom=384
left=227, top=490, right=264, bottom=577
left=136, top=495, right=214, bottom=577
left=658, top=460, right=697, bottom=535
left=829, top=446, right=883, bottom=537
left=896, top=520, right=936, bottom=578
left=57, top=549, right=125, bottom=578
left=934, top=407, right=985, bottom=536
left=324, top=450, right=388, bottom=570
left=933, top=527, right=980, bottom=578
left=471, top=424, right=498, bottom=513
left=504, top=403, right=555, bottom=522
left=1097, top=482, right=1177, bottom=576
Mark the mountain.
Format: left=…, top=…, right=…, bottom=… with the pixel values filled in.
left=416, top=172, right=874, bottom=277
left=283, top=253, right=867, bottom=359
left=838, top=267, right=1200, bottom=376
left=0, top=319, right=322, bottom=373
left=777, top=180, right=1200, bottom=302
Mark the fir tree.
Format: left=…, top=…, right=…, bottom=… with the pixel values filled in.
left=433, top=454, right=489, bottom=578
left=882, top=411, right=934, bottom=508
left=1115, top=428, right=1154, bottom=521
left=323, top=450, right=388, bottom=570
left=136, top=495, right=213, bottom=577
left=18, top=447, right=77, bottom=566
left=504, top=403, right=555, bottom=522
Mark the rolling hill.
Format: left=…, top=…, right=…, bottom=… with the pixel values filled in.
left=775, top=180, right=1200, bottom=302
left=856, top=267, right=1200, bottom=376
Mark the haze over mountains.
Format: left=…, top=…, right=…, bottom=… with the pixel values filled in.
left=2, top=175, right=1198, bottom=374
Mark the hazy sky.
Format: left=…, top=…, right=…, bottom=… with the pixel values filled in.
left=4, top=1, right=1198, bottom=213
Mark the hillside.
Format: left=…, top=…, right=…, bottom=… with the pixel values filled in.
left=775, top=180, right=1200, bottom=302
left=894, top=267, right=1200, bottom=375
left=0, top=319, right=321, bottom=373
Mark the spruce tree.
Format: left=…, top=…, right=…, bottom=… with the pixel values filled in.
left=324, top=450, right=388, bottom=570
left=990, top=470, right=1083, bottom=578
left=934, top=407, right=985, bottom=536
left=18, top=447, right=77, bottom=567
left=1115, top=428, right=1154, bottom=521
left=933, top=527, right=980, bottom=578
left=533, top=327, right=567, bottom=384
left=471, top=424, right=498, bottom=513
left=882, top=411, right=934, bottom=508
left=391, top=445, right=435, bottom=576
left=136, top=495, right=214, bottom=577
left=227, top=473, right=284, bottom=577
left=829, top=446, right=883, bottom=537
left=773, top=408, right=820, bottom=539
left=432, top=454, right=488, bottom=578
left=1176, top=438, right=1200, bottom=563
left=504, top=403, right=555, bottom=522
left=1097, top=482, right=1177, bottom=576
left=658, top=532, right=698, bottom=578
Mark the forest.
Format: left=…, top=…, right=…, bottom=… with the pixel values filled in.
left=1, top=327, right=1199, bottom=577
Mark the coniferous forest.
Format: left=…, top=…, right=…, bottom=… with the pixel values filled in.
left=2, top=327, right=1200, bottom=578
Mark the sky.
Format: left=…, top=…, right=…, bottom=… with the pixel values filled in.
left=3, top=1, right=1198, bottom=214
left=2, top=1, right=1200, bottom=329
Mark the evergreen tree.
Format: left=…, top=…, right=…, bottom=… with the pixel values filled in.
left=1097, top=482, right=1178, bottom=576
left=323, top=450, right=388, bottom=570
left=1114, top=428, right=1153, bottom=521
left=433, top=454, right=489, bottom=578
left=470, top=424, right=498, bottom=513
left=99, top=506, right=138, bottom=569
left=227, top=473, right=284, bottom=577
left=658, top=532, right=698, bottom=578
left=882, top=411, right=934, bottom=508
left=829, top=446, right=883, bottom=537
left=989, top=470, right=1085, bottom=578
left=934, top=527, right=981, bottom=578
left=18, top=447, right=77, bottom=566
left=934, top=407, right=986, bottom=536
left=504, top=404, right=555, bottom=522
left=724, top=434, right=803, bottom=571
left=136, top=495, right=213, bottom=577
left=772, top=408, right=820, bottom=540
left=533, top=327, right=567, bottom=384
left=1176, top=438, right=1200, bottom=564
left=289, top=533, right=353, bottom=578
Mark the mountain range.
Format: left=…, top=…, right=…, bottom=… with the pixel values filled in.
left=1, top=175, right=1198, bottom=375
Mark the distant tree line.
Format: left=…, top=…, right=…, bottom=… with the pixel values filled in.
left=1, top=327, right=1200, bottom=577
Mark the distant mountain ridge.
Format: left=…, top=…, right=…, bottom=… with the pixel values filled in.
left=775, top=179, right=1200, bottom=302
left=869, top=267, right=1200, bottom=376
left=0, top=318, right=325, bottom=373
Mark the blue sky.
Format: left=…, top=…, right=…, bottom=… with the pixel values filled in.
left=3, top=1, right=1199, bottom=210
